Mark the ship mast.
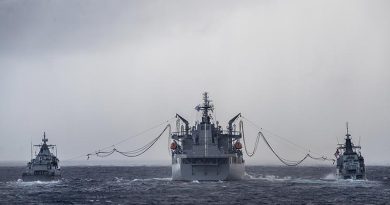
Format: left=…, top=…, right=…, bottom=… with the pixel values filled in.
left=195, top=92, right=214, bottom=157
left=43, top=132, right=48, bottom=144
left=195, top=92, right=214, bottom=124
left=344, top=122, right=353, bottom=154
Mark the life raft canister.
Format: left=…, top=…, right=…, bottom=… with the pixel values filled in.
left=234, top=141, right=242, bottom=149
left=170, top=141, right=177, bottom=150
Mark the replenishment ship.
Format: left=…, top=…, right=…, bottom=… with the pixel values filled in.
left=170, top=92, right=245, bottom=181
left=335, top=123, right=366, bottom=180
left=22, top=132, right=61, bottom=181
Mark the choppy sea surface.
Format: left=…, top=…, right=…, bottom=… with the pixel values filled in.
left=0, top=166, right=389, bottom=204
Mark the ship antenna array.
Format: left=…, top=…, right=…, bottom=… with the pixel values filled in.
left=239, top=116, right=335, bottom=166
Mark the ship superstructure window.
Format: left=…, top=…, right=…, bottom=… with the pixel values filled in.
left=182, top=158, right=225, bottom=165
left=34, top=170, right=49, bottom=175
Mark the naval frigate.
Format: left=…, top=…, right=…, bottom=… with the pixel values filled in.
left=22, top=132, right=61, bottom=181
left=335, top=123, right=366, bottom=180
left=170, top=92, right=245, bottom=181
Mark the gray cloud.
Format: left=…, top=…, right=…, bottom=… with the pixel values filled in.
left=0, top=0, right=389, bottom=165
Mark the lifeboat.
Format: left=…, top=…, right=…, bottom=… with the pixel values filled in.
left=170, top=141, right=177, bottom=150
left=234, top=141, right=242, bottom=149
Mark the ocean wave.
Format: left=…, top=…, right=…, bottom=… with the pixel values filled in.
left=131, top=177, right=172, bottom=182
left=7, top=179, right=62, bottom=186
left=321, top=173, right=337, bottom=180
left=245, top=172, right=380, bottom=188
left=245, top=172, right=292, bottom=181
left=0, top=166, right=389, bottom=204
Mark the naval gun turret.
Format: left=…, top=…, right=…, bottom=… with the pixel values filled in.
left=170, top=92, right=245, bottom=181
left=335, top=123, right=366, bottom=179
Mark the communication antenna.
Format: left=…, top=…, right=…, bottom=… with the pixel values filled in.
left=346, top=122, right=351, bottom=139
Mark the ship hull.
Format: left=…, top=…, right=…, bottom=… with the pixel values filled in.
left=336, top=169, right=365, bottom=180
left=336, top=153, right=366, bottom=180
left=22, top=169, right=61, bottom=182
left=21, top=174, right=61, bottom=182
left=172, top=162, right=244, bottom=181
left=337, top=175, right=365, bottom=180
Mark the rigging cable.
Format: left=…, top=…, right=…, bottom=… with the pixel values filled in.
left=241, top=116, right=331, bottom=158
left=260, top=130, right=310, bottom=166
left=87, top=124, right=171, bottom=159
left=261, top=131, right=334, bottom=165
left=100, top=117, right=175, bottom=152
left=62, top=117, right=175, bottom=161
left=239, top=120, right=260, bottom=157
left=241, top=116, right=322, bottom=156
left=239, top=116, right=335, bottom=165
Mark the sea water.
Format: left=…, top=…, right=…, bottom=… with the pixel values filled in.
left=0, top=166, right=389, bottom=204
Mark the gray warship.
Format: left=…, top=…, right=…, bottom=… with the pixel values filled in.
left=335, top=123, right=365, bottom=180
left=170, top=92, right=245, bottom=181
left=22, top=132, right=61, bottom=181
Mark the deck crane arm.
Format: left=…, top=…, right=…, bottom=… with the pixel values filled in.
left=176, top=113, right=189, bottom=135
left=228, top=113, right=241, bottom=134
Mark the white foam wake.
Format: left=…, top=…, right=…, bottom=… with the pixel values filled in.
left=8, top=179, right=62, bottom=186
left=131, top=177, right=172, bottom=182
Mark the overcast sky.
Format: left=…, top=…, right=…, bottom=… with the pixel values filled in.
left=0, top=0, right=389, bottom=165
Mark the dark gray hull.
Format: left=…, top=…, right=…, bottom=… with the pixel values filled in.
left=21, top=174, right=61, bottom=182
left=337, top=174, right=365, bottom=180
left=336, top=168, right=365, bottom=180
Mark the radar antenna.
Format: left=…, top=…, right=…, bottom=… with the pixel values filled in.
left=195, top=92, right=214, bottom=124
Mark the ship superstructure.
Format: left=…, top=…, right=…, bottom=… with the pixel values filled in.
left=170, top=92, right=245, bottom=181
left=335, top=123, right=365, bottom=180
left=22, top=132, right=61, bottom=181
